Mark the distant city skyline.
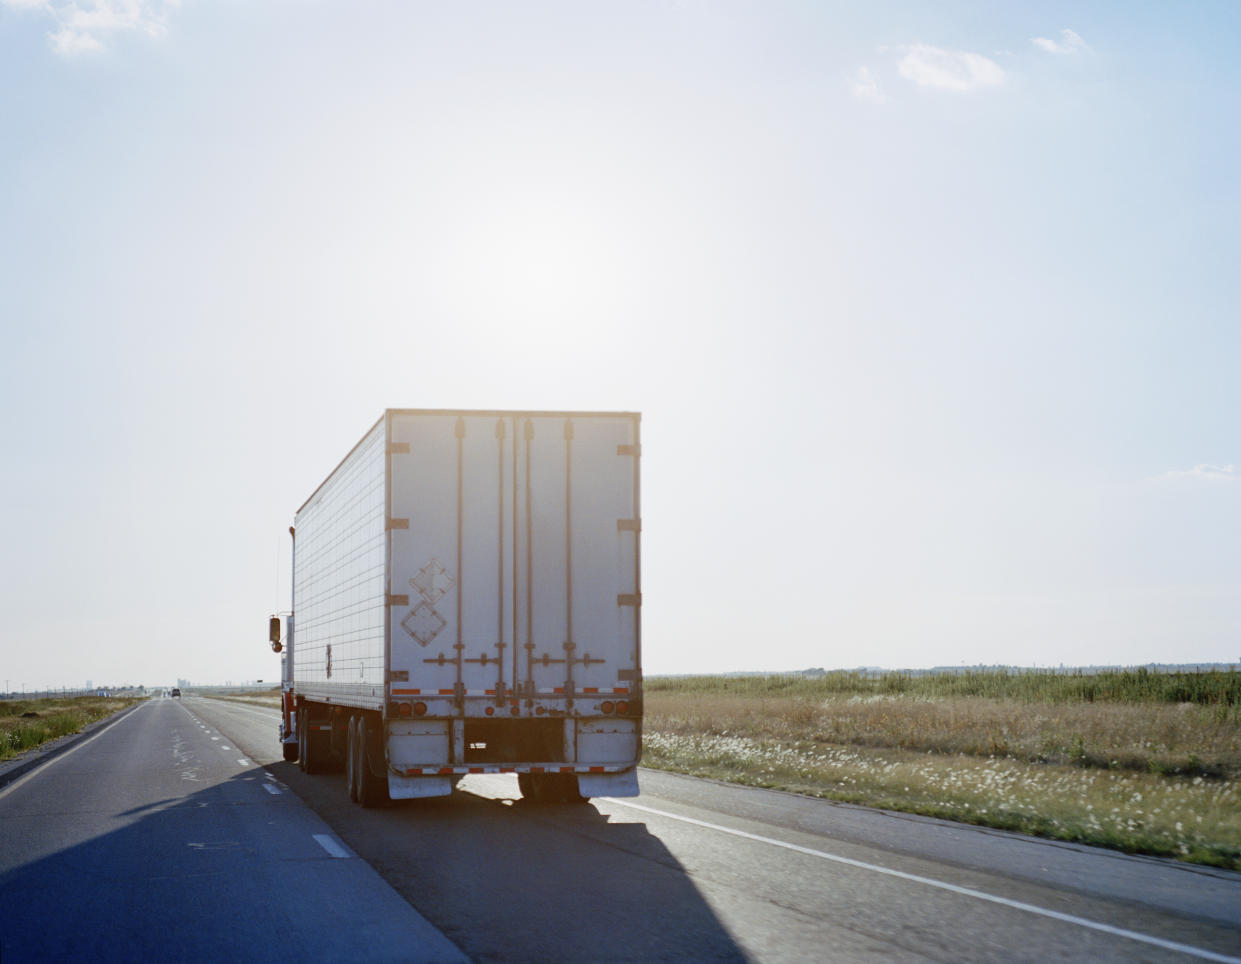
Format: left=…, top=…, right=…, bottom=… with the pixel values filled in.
left=2, top=2, right=1237, bottom=687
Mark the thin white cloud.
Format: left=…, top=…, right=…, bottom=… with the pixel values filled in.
left=894, top=44, right=1005, bottom=92
left=851, top=66, right=888, bottom=104
left=2, top=0, right=178, bottom=56
left=1161, top=464, right=1240, bottom=483
left=1032, top=29, right=1091, bottom=55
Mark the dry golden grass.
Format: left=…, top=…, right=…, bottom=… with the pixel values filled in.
left=647, top=692, right=1241, bottom=777
left=642, top=685, right=1241, bottom=869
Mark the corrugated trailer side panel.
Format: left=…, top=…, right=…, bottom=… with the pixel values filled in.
left=292, top=418, right=388, bottom=709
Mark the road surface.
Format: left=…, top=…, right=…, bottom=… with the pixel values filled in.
left=3, top=695, right=1239, bottom=962
left=0, top=698, right=465, bottom=963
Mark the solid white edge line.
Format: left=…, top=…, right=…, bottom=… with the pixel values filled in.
left=604, top=799, right=1241, bottom=964
left=238, top=759, right=250, bottom=766
left=0, top=701, right=148, bottom=801
left=263, top=783, right=281, bottom=794
left=313, top=834, right=351, bottom=859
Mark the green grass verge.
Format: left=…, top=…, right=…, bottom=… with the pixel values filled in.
left=0, top=696, right=144, bottom=761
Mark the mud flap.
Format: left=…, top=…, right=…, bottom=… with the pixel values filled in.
left=387, top=773, right=453, bottom=799
left=576, top=770, right=639, bottom=798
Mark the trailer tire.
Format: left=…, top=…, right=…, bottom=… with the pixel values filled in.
left=561, top=774, right=589, bottom=804
left=301, top=708, right=326, bottom=774
left=282, top=741, right=298, bottom=763
left=356, top=717, right=388, bottom=808
left=346, top=716, right=360, bottom=803
left=517, top=773, right=540, bottom=802
left=519, top=772, right=587, bottom=803
left=297, top=712, right=308, bottom=772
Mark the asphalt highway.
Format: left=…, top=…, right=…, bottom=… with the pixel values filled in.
left=3, top=696, right=1239, bottom=962
left=0, top=697, right=465, bottom=963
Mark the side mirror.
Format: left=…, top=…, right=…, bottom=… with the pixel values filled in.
left=269, top=616, right=282, bottom=653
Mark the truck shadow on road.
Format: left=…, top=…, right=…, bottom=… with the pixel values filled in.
left=0, top=758, right=749, bottom=963
left=272, top=762, right=752, bottom=962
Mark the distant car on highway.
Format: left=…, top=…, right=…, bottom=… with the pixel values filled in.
left=170, top=688, right=181, bottom=698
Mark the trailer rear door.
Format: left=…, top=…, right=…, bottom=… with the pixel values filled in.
left=385, top=411, right=640, bottom=707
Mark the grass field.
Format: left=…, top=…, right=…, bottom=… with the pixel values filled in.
left=642, top=670, right=1241, bottom=870
left=195, top=687, right=282, bottom=707
left=0, top=695, right=145, bottom=761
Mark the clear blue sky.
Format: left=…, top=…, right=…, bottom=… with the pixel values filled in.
left=2, top=1, right=1238, bottom=688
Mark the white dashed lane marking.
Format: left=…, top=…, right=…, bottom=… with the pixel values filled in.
left=313, top=834, right=351, bottom=859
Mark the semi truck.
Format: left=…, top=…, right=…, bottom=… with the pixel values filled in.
left=268, top=409, right=642, bottom=806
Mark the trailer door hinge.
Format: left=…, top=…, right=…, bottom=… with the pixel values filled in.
left=386, top=518, right=409, bottom=530
left=387, top=670, right=409, bottom=682
left=616, top=518, right=641, bottom=532
left=386, top=594, right=409, bottom=607
left=387, top=442, right=410, bottom=455
left=616, top=444, right=641, bottom=457
left=617, top=593, right=642, bottom=607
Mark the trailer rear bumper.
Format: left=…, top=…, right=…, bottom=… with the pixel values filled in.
left=386, top=766, right=639, bottom=800
left=395, top=762, right=635, bottom=777
left=576, top=769, right=639, bottom=797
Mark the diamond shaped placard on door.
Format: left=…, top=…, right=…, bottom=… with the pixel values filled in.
left=411, top=559, right=455, bottom=604
left=401, top=601, right=446, bottom=647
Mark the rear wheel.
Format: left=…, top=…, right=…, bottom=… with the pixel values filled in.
left=519, top=773, right=587, bottom=803
left=297, top=712, right=308, bottom=772
left=517, top=772, right=540, bottom=801
left=346, top=716, right=360, bottom=803
left=282, top=741, right=298, bottom=763
left=560, top=774, right=589, bottom=804
left=356, top=717, right=389, bottom=808
left=301, top=707, right=326, bottom=774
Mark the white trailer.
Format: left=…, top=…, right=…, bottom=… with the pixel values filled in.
left=270, top=409, right=642, bottom=806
